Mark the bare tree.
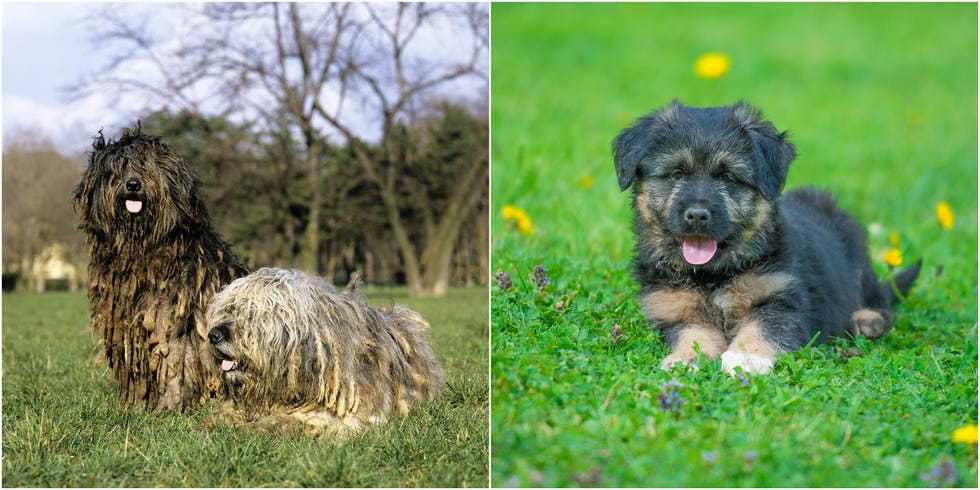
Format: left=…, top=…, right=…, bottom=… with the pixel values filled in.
left=316, top=4, right=488, bottom=296
left=75, top=2, right=488, bottom=296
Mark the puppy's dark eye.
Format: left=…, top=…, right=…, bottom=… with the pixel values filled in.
left=669, top=170, right=684, bottom=181
left=716, top=170, right=741, bottom=184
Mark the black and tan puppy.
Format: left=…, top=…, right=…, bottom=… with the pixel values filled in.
left=613, top=101, right=920, bottom=375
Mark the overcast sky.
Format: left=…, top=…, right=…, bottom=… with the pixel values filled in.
left=2, top=2, right=488, bottom=157
left=2, top=2, right=116, bottom=155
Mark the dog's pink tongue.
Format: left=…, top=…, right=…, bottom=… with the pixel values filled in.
left=221, top=359, right=236, bottom=372
left=125, top=200, right=143, bottom=214
left=682, top=237, right=717, bottom=265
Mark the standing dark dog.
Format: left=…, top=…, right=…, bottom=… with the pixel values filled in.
left=613, top=101, right=920, bottom=374
left=74, top=125, right=248, bottom=411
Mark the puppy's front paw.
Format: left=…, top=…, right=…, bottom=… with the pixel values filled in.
left=849, top=309, right=890, bottom=339
left=660, top=352, right=700, bottom=371
left=721, top=351, right=774, bottom=375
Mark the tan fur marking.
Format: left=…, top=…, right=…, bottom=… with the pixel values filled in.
left=634, top=182, right=660, bottom=229
left=740, top=196, right=773, bottom=243
left=712, top=272, right=794, bottom=321
left=850, top=308, right=889, bottom=338
left=641, top=288, right=704, bottom=324
left=851, top=309, right=884, bottom=324
left=726, top=321, right=779, bottom=358
left=660, top=325, right=727, bottom=370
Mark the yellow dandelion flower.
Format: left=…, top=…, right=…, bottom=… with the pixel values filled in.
left=888, top=232, right=901, bottom=246
left=516, top=215, right=534, bottom=235
left=502, top=204, right=535, bottom=235
left=936, top=201, right=954, bottom=230
left=581, top=176, right=594, bottom=189
left=952, top=424, right=978, bottom=444
left=884, top=248, right=903, bottom=267
left=502, top=204, right=521, bottom=221
left=694, top=53, right=731, bottom=80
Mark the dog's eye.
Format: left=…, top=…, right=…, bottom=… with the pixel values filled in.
left=668, top=170, right=684, bottom=181
left=716, top=170, right=741, bottom=184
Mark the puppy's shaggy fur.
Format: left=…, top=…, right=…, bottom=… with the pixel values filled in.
left=74, top=125, right=247, bottom=411
left=613, top=101, right=921, bottom=375
left=202, top=267, right=445, bottom=436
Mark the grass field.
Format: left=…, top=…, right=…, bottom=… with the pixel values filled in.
left=2, top=287, right=488, bottom=487
left=490, top=3, right=978, bottom=487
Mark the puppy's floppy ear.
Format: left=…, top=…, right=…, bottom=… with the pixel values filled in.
left=613, top=101, right=680, bottom=191
left=733, top=102, right=796, bottom=201
left=612, top=121, right=650, bottom=191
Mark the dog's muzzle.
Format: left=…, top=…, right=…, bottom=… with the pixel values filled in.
left=123, top=178, right=144, bottom=214
left=673, top=187, right=727, bottom=265
left=208, top=326, right=238, bottom=373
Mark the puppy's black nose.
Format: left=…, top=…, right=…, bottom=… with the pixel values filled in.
left=207, top=327, right=225, bottom=344
left=684, top=206, right=712, bottom=226
left=125, top=178, right=142, bottom=192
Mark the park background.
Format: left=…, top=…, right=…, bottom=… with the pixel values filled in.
left=491, top=3, right=978, bottom=487
left=3, top=3, right=489, bottom=486
left=3, top=3, right=489, bottom=298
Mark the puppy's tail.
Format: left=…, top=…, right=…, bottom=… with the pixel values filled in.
left=882, top=259, right=922, bottom=306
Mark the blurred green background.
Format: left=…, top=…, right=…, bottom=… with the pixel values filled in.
left=491, top=3, right=977, bottom=487
left=491, top=2, right=976, bottom=262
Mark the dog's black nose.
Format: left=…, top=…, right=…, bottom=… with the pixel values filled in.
left=207, top=327, right=225, bottom=344
left=684, top=206, right=712, bottom=226
left=125, top=178, right=142, bottom=192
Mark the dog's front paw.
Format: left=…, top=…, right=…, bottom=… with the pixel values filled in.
left=660, top=352, right=700, bottom=371
left=721, top=351, right=774, bottom=375
left=849, top=309, right=891, bottom=339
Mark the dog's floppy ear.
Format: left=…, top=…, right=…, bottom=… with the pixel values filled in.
left=612, top=121, right=650, bottom=191
left=733, top=102, right=796, bottom=201
left=613, top=101, right=680, bottom=191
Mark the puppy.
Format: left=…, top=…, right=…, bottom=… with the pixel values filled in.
left=613, top=100, right=920, bottom=375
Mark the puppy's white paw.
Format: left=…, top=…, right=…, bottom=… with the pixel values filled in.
left=721, top=351, right=774, bottom=375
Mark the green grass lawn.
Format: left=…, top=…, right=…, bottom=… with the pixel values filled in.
left=491, top=3, right=978, bottom=487
left=2, top=287, right=488, bottom=487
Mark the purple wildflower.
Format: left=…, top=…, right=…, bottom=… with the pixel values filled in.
left=657, top=379, right=685, bottom=414
left=530, top=264, right=552, bottom=292
left=701, top=450, right=719, bottom=464
left=494, top=269, right=513, bottom=292
left=920, top=457, right=957, bottom=487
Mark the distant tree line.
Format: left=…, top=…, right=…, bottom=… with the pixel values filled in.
left=1, top=98, right=487, bottom=293
left=138, top=102, right=488, bottom=289
left=1, top=135, right=86, bottom=292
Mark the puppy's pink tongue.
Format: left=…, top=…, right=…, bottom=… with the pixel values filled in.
left=682, top=237, right=717, bottom=265
left=221, top=359, right=237, bottom=372
left=125, top=200, right=143, bottom=214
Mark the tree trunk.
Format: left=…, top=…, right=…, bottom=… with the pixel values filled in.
left=380, top=186, right=424, bottom=294
left=300, top=140, right=321, bottom=272
left=415, top=157, right=488, bottom=297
